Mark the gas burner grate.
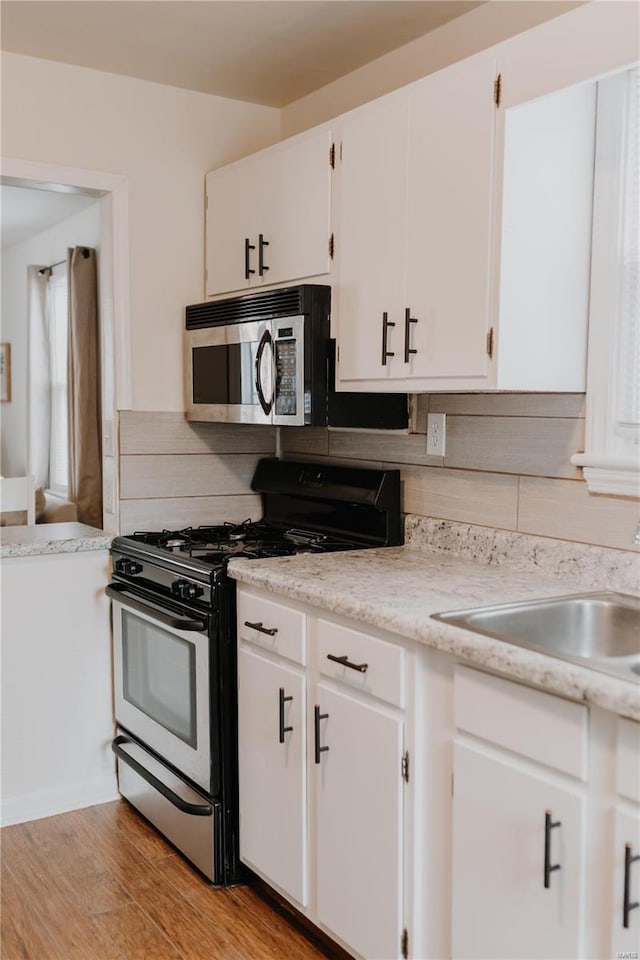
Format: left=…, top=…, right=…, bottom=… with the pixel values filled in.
left=127, top=519, right=367, bottom=564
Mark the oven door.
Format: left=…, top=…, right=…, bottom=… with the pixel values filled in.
left=109, top=584, right=212, bottom=795
left=185, top=319, right=274, bottom=424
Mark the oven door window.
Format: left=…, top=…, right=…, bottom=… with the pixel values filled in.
left=121, top=612, right=198, bottom=748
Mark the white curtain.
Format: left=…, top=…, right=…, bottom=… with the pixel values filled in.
left=27, top=265, right=50, bottom=490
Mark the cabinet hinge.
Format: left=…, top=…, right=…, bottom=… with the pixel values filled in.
left=401, top=751, right=410, bottom=783
left=486, top=326, right=494, bottom=359
left=494, top=73, right=502, bottom=108
left=401, top=928, right=409, bottom=959
left=329, top=142, right=336, bottom=169
left=329, top=233, right=335, bottom=259
left=340, top=141, right=343, bottom=162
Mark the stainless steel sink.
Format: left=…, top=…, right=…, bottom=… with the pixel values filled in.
left=432, top=592, right=640, bottom=683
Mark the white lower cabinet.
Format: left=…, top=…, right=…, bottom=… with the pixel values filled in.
left=611, top=806, right=640, bottom=957
left=611, top=720, right=640, bottom=957
left=237, top=646, right=307, bottom=906
left=451, top=743, right=586, bottom=959
left=237, top=586, right=408, bottom=960
left=237, top=585, right=636, bottom=960
left=315, top=682, right=404, bottom=960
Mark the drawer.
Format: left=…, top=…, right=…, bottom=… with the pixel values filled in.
left=238, top=589, right=306, bottom=665
left=115, top=731, right=218, bottom=882
left=454, top=665, right=588, bottom=780
left=616, top=717, right=640, bottom=804
left=317, top=619, right=405, bottom=708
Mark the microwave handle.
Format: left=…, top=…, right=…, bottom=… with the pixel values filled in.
left=255, top=329, right=274, bottom=416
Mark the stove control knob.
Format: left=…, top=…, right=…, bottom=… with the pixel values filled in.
left=115, top=558, right=143, bottom=576
left=172, top=580, right=203, bottom=601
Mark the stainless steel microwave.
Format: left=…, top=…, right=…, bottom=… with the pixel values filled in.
left=185, top=284, right=408, bottom=429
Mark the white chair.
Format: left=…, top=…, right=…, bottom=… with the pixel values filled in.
left=0, top=475, right=36, bottom=525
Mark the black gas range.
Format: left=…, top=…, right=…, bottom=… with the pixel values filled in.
left=108, top=458, right=401, bottom=884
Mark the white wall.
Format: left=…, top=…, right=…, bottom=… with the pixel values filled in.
left=280, top=0, right=583, bottom=136
left=1, top=53, right=280, bottom=411
left=1, top=201, right=101, bottom=477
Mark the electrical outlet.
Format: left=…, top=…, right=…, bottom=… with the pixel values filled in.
left=427, top=413, right=446, bottom=456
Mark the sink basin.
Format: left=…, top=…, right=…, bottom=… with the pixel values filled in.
left=432, top=592, right=640, bottom=683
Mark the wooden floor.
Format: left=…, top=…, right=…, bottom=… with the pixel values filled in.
left=0, top=800, right=330, bottom=960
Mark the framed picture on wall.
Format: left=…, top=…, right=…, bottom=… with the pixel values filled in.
left=0, top=343, right=11, bottom=403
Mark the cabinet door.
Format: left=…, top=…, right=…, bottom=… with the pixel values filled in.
left=238, top=647, right=307, bottom=906
left=451, top=742, right=586, bottom=959
left=337, top=92, right=409, bottom=383
left=315, top=682, right=404, bottom=959
left=610, top=805, right=640, bottom=957
left=206, top=129, right=333, bottom=298
left=205, top=163, right=261, bottom=297
left=254, top=127, right=332, bottom=290
left=404, top=53, right=496, bottom=383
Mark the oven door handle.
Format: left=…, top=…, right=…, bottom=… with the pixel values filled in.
left=255, top=328, right=274, bottom=416
left=105, top=583, right=207, bottom=632
left=112, top=735, right=213, bottom=817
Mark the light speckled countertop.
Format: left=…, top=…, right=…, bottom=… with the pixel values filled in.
left=229, top=525, right=640, bottom=721
left=0, top=522, right=112, bottom=558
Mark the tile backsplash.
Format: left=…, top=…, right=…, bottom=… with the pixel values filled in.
left=118, top=397, right=640, bottom=552
left=118, top=412, right=275, bottom=533
left=282, top=394, right=640, bottom=554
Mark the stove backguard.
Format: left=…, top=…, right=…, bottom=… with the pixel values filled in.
left=252, top=458, right=402, bottom=547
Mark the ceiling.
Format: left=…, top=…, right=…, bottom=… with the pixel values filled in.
left=1, top=186, right=98, bottom=249
left=0, top=1, right=483, bottom=107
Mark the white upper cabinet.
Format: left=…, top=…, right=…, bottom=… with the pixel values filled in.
left=404, top=51, right=496, bottom=385
left=492, top=78, right=596, bottom=391
left=335, top=53, right=499, bottom=391
left=205, top=126, right=333, bottom=298
left=336, top=91, right=409, bottom=382
left=203, top=0, right=637, bottom=391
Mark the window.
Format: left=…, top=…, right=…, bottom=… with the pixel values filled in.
left=47, top=262, right=69, bottom=497
left=572, top=65, right=640, bottom=496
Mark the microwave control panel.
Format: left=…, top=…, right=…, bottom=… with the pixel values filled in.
left=275, top=336, right=297, bottom=416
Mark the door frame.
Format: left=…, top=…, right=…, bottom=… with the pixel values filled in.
left=1, top=157, right=132, bottom=532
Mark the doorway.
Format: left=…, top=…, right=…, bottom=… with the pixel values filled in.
left=1, top=158, right=131, bottom=533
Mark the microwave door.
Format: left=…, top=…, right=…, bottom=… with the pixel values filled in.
left=255, top=327, right=275, bottom=418
left=272, top=315, right=305, bottom=427
left=186, top=319, right=273, bottom=424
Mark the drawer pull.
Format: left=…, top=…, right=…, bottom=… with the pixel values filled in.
left=314, top=705, right=329, bottom=764
left=327, top=653, right=368, bottom=674
left=544, top=810, right=561, bottom=888
left=278, top=687, right=293, bottom=744
left=244, top=620, right=278, bottom=637
left=623, top=843, right=640, bottom=928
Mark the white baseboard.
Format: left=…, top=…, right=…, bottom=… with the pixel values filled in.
left=0, top=774, right=119, bottom=827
